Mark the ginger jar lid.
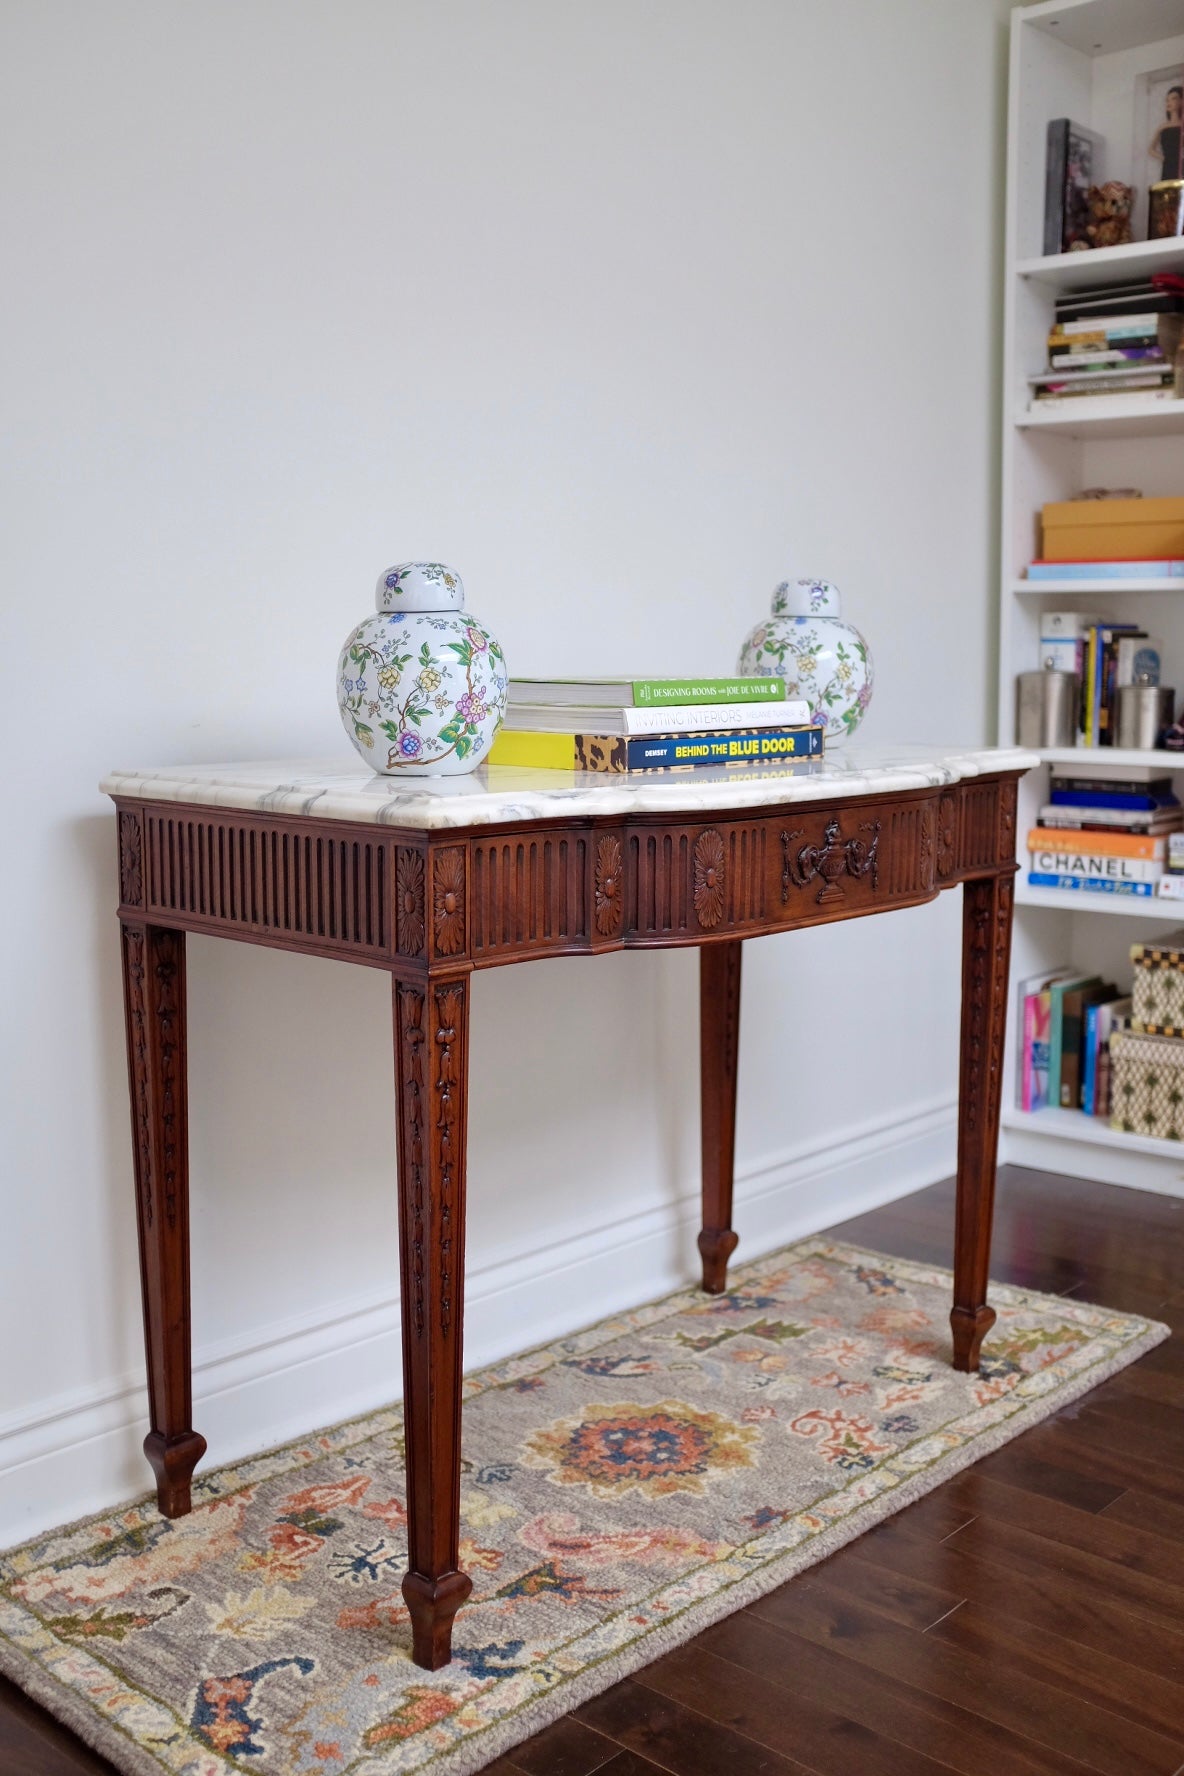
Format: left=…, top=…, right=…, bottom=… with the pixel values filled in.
left=772, top=577, right=842, bottom=618
left=375, top=561, right=465, bottom=613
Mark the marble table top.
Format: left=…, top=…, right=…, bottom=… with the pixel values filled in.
left=101, top=746, right=1037, bottom=832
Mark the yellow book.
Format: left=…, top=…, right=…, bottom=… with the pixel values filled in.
left=488, top=726, right=824, bottom=773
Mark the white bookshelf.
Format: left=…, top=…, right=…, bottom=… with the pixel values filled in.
left=999, top=0, right=1184, bottom=1191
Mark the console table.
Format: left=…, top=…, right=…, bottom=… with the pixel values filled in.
left=102, top=743, right=1033, bottom=1670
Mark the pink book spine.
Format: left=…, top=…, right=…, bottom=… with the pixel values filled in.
left=1022, top=991, right=1052, bottom=1112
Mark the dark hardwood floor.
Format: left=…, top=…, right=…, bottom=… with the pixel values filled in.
left=5, top=1164, right=1183, bottom=1776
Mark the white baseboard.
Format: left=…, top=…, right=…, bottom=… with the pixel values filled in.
left=0, top=1095, right=955, bottom=1548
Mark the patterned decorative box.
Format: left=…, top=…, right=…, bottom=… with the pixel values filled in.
left=1130, top=935, right=1184, bottom=1036
left=1110, top=1028, right=1184, bottom=1140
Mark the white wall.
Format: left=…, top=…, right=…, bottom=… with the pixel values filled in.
left=0, top=0, right=1012, bottom=1544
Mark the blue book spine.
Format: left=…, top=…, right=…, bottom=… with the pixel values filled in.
left=1049, top=789, right=1175, bottom=811
left=1027, top=872, right=1154, bottom=897
left=1027, top=560, right=1184, bottom=580
left=1083, top=1003, right=1100, bottom=1114
left=625, top=726, right=823, bottom=769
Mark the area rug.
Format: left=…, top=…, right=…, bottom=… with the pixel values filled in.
left=0, top=1237, right=1168, bottom=1776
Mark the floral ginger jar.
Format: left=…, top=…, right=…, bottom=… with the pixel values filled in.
left=738, top=577, right=873, bottom=743
left=337, top=562, right=507, bottom=775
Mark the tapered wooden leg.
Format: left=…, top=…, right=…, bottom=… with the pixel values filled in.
left=121, top=922, right=206, bottom=1517
left=394, top=972, right=472, bottom=1670
left=699, top=940, right=742, bottom=1294
left=951, top=873, right=1015, bottom=1372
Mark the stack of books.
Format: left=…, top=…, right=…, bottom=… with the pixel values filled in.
left=1029, top=277, right=1183, bottom=417
left=1037, top=612, right=1162, bottom=744
left=1028, top=765, right=1183, bottom=898
left=1017, top=966, right=1129, bottom=1117
left=487, top=676, right=825, bottom=773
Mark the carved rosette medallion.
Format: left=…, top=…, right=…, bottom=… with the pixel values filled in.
left=398, top=985, right=428, bottom=1339
left=936, top=792, right=958, bottom=880
left=395, top=848, right=427, bottom=957
left=781, top=816, right=880, bottom=907
left=432, top=848, right=467, bottom=956
left=594, top=834, right=624, bottom=937
left=693, top=829, right=727, bottom=929
left=119, top=812, right=144, bottom=908
left=433, top=982, right=465, bottom=1340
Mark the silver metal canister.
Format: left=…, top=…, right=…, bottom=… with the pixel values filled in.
left=1114, top=683, right=1175, bottom=750
left=1015, top=669, right=1078, bottom=748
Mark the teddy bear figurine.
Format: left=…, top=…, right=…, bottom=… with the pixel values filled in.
left=1083, top=181, right=1133, bottom=250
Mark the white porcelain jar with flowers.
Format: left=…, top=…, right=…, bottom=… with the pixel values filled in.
left=336, top=562, right=507, bottom=775
left=738, top=577, right=873, bottom=742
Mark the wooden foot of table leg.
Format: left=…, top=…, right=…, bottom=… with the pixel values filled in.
left=699, top=940, right=742, bottom=1295
left=951, top=873, right=1014, bottom=1374
left=121, top=922, right=206, bottom=1516
left=394, top=972, right=473, bottom=1670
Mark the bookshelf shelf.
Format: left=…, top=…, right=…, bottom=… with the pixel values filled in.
left=1015, top=881, right=1182, bottom=918
left=999, top=0, right=1184, bottom=1196
left=1002, top=1104, right=1184, bottom=1160
left=1015, top=235, right=1184, bottom=293
left=1014, top=398, right=1184, bottom=441
left=1011, top=578, right=1184, bottom=595
left=1037, top=745, right=1184, bottom=767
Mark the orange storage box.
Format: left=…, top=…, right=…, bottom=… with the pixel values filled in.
left=1041, top=496, right=1184, bottom=562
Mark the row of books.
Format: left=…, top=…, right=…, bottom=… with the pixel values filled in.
left=1028, top=275, right=1183, bottom=417
left=1018, top=966, right=1129, bottom=1115
left=1038, top=613, right=1163, bottom=746
left=487, top=676, right=824, bottom=773
left=1027, top=766, right=1184, bottom=900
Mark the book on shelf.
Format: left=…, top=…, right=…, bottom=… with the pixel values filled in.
left=1038, top=803, right=1183, bottom=833
left=1031, top=367, right=1175, bottom=396
left=1027, top=873, right=1157, bottom=897
left=1049, top=784, right=1179, bottom=812
left=507, top=676, right=785, bottom=707
left=1158, top=875, right=1184, bottom=900
left=502, top=698, right=809, bottom=735
left=1028, top=846, right=1164, bottom=885
left=1054, top=282, right=1184, bottom=325
left=1027, top=559, right=1184, bottom=580
left=1048, top=974, right=1101, bottom=1108
left=1062, top=981, right=1119, bottom=1109
left=487, top=724, right=824, bottom=773
left=1017, top=967, right=1076, bottom=1112
left=1052, top=314, right=1181, bottom=346
left=1084, top=996, right=1131, bottom=1116
left=1026, top=387, right=1181, bottom=422
left=1027, top=826, right=1169, bottom=860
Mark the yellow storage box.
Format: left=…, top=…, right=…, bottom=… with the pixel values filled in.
left=1041, top=496, right=1184, bottom=562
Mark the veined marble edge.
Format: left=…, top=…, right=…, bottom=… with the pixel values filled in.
left=99, top=750, right=1038, bottom=832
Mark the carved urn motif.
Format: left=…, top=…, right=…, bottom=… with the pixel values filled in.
left=738, top=577, right=873, bottom=743
left=337, top=562, right=507, bottom=775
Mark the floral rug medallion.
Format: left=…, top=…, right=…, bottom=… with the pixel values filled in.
left=0, top=1237, right=1167, bottom=1776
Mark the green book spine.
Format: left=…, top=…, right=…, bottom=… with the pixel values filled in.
left=631, top=677, right=785, bottom=706
left=1048, top=976, right=1101, bottom=1108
